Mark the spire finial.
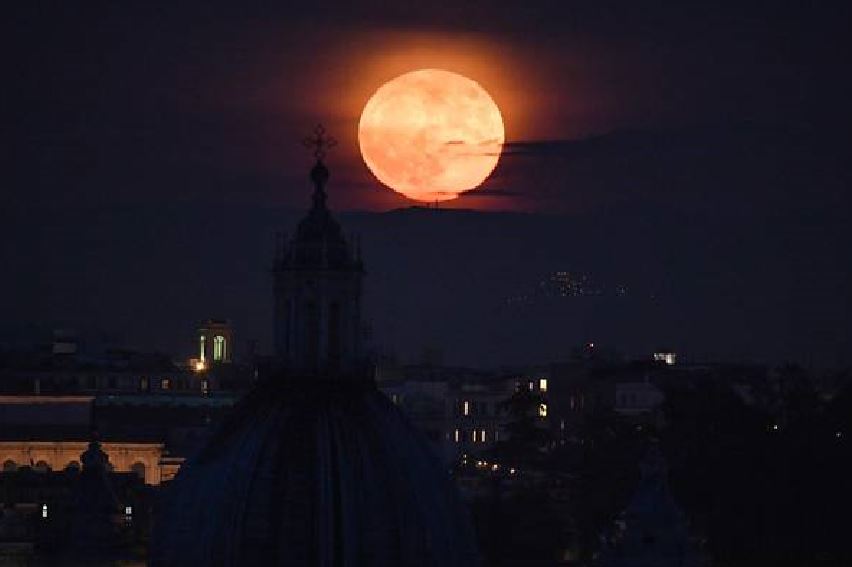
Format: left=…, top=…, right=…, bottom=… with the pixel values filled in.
left=302, top=124, right=337, bottom=162
left=302, top=125, right=337, bottom=209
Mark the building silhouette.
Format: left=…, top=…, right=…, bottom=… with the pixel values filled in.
left=152, top=136, right=478, bottom=566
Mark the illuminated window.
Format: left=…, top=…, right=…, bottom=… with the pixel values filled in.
left=454, top=429, right=460, bottom=443
left=539, top=378, right=548, bottom=392
left=528, top=381, right=534, bottom=391
left=538, top=403, right=548, bottom=417
left=42, top=504, right=48, bottom=519
left=161, top=378, right=170, bottom=390
left=480, top=429, right=487, bottom=443
left=391, top=394, right=399, bottom=405
left=201, top=379, right=209, bottom=395
left=213, top=335, right=226, bottom=361
left=463, top=400, right=470, bottom=416
left=125, top=506, right=133, bottom=516
left=471, top=430, right=477, bottom=443
left=199, top=335, right=206, bottom=362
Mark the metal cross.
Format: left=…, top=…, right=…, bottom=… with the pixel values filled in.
left=302, top=124, right=338, bottom=160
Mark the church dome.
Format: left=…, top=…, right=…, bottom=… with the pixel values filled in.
left=152, top=379, right=478, bottom=566
left=155, top=135, right=476, bottom=565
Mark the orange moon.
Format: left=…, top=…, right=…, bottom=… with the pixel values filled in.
left=358, top=69, right=505, bottom=202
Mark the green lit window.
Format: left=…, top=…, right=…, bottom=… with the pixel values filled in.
left=213, top=335, right=226, bottom=361
left=199, top=336, right=206, bottom=362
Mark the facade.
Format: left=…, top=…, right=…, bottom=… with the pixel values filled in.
left=379, top=366, right=519, bottom=465
left=0, top=438, right=151, bottom=562
left=0, top=440, right=168, bottom=485
left=0, top=395, right=193, bottom=485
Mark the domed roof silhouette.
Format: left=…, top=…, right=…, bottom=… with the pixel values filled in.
left=153, top=141, right=478, bottom=566
left=153, top=379, right=478, bottom=566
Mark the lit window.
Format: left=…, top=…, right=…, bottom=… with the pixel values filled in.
left=471, top=430, right=477, bottom=443
left=538, top=403, right=548, bottom=417
left=463, top=400, right=470, bottom=416
left=42, top=504, right=48, bottom=519
left=539, top=378, right=548, bottom=392
left=161, top=378, right=170, bottom=390
left=125, top=506, right=133, bottom=516
left=391, top=394, right=399, bottom=405
left=201, top=379, right=209, bottom=395
left=454, top=429, right=460, bottom=443
left=199, top=335, right=206, bottom=362
left=480, top=429, right=487, bottom=443
left=213, top=335, right=226, bottom=361
left=528, top=381, right=534, bottom=391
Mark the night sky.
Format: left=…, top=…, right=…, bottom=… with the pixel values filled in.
left=4, top=1, right=851, bottom=366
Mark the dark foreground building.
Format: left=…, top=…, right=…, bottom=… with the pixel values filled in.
left=153, top=144, right=479, bottom=565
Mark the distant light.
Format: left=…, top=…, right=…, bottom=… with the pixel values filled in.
left=42, top=504, right=48, bottom=519
left=463, top=400, right=470, bottom=416
left=193, top=360, right=206, bottom=372
left=509, top=467, right=516, bottom=475
left=491, top=464, right=499, bottom=472
left=454, top=429, right=460, bottom=443
left=539, top=378, right=548, bottom=392
left=125, top=506, right=133, bottom=516
left=836, top=431, right=843, bottom=439
left=772, top=424, right=779, bottom=431
left=538, top=403, right=548, bottom=418
left=653, top=352, right=676, bottom=365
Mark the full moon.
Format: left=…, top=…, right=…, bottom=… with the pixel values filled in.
left=358, top=69, right=505, bottom=202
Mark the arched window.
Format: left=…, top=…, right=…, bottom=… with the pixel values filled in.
left=305, top=302, right=319, bottom=368
left=213, top=335, right=226, bottom=361
left=34, top=460, right=51, bottom=473
left=131, top=462, right=146, bottom=482
left=2, top=460, right=16, bottom=472
left=328, top=302, right=341, bottom=368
